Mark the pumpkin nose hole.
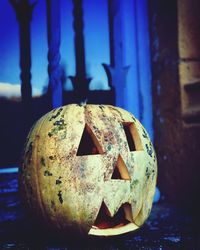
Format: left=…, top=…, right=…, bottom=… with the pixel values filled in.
left=111, top=155, right=131, bottom=180
left=77, top=124, right=103, bottom=156
left=93, top=202, right=132, bottom=229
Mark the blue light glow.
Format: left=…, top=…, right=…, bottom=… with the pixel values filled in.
left=0, top=167, right=18, bottom=174
left=0, top=0, right=153, bottom=141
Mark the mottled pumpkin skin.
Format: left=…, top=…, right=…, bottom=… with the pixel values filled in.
left=20, top=104, right=157, bottom=236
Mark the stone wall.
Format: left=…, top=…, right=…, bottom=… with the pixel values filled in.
left=149, top=0, right=200, bottom=209
left=178, top=0, right=200, bottom=123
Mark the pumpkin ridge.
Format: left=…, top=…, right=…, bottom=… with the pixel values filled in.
left=46, top=111, right=63, bottom=228
left=81, top=105, right=107, bottom=232
left=34, top=115, right=52, bottom=224
left=77, top=104, right=87, bottom=234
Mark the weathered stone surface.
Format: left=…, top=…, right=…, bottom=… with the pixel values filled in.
left=178, top=0, right=200, bottom=59
left=149, top=0, right=200, bottom=209
left=179, top=62, right=200, bottom=84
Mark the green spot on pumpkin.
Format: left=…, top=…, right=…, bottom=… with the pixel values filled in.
left=132, top=179, right=139, bottom=186
left=49, top=108, right=63, bottom=121
left=40, top=157, right=45, bottom=166
left=53, top=118, right=65, bottom=127
left=132, top=116, right=136, bottom=122
left=56, top=179, right=62, bottom=185
left=48, top=118, right=67, bottom=137
left=26, top=142, right=33, bottom=164
left=58, top=190, right=63, bottom=204
left=99, top=105, right=105, bottom=111
left=48, top=132, right=53, bottom=137
left=142, top=128, right=148, bottom=139
left=145, top=144, right=153, bottom=157
left=51, top=200, right=56, bottom=210
left=44, top=170, right=53, bottom=176
left=145, top=167, right=151, bottom=179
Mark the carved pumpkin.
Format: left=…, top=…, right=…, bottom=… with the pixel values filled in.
left=20, top=104, right=157, bottom=236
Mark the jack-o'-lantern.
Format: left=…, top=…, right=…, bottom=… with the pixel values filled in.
left=20, top=104, right=157, bottom=236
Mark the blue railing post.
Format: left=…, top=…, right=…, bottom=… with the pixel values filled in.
left=69, top=0, right=91, bottom=103
left=103, top=0, right=130, bottom=108
left=9, top=0, right=36, bottom=106
left=46, top=0, right=62, bottom=108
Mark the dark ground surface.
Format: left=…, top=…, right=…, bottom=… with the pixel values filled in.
left=0, top=170, right=200, bottom=250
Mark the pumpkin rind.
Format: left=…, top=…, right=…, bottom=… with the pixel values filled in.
left=20, top=104, right=157, bottom=236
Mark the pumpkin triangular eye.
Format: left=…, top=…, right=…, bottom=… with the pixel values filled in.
left=77, top=124, right=103, bottom=156
left=111, top=155, right=131, bottom=180
left=123, top=123, right=136, bottom=151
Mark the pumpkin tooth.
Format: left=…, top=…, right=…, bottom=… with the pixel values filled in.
left=123, top=203, right=133, bottom=222
left=93, top=201, right=132, bottom=229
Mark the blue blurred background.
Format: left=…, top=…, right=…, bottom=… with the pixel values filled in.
left=0, top=0, right=153, bottom=166
left=0, top=0, right=152, bottom=126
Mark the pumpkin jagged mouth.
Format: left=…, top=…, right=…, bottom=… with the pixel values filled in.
left=89, top=202, right=139, bottom=236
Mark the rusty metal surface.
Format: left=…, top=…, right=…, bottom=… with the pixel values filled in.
left=0, top=171, right=199, bottom=249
